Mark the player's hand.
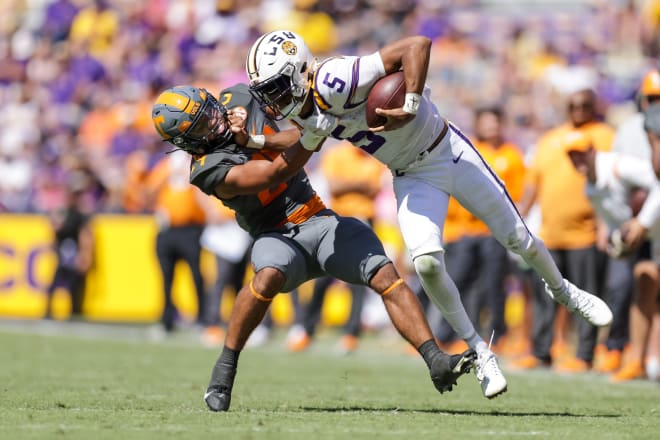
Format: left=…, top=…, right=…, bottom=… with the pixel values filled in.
left=228, top=107, right=249, bottom=146
left=621, top=217, right=647, bottom=250
left=369, top=107, right=415, bottom=132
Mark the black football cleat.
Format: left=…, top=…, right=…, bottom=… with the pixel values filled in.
left=204, top=386, right=231, bottom=412
left=429, top=348, right=477, bottom=394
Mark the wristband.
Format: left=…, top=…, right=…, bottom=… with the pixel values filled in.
left=402, top=92, right=421, bottom=115
left=300, top=131, right=324, bottom=151
left=246, top=134, right=265, bottom=149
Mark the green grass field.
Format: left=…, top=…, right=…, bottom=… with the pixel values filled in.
left=0, top=321, right=657, bottom=440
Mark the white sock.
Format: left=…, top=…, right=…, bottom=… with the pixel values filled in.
left=414, top=253, right=484, bottom=350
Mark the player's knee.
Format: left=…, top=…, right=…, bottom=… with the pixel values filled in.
left=413, top=252, right=447, bottom=279
left=504, top=225, right=537, bottom=259
left=252, top=267, right=285, bottom=299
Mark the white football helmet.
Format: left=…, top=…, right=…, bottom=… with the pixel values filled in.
left=246, top=30, right=316, bottom=119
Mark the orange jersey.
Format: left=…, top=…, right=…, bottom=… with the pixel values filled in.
left=527, top=121, right=614, bottom=249
left=320, top=142, right=386, bottom=220
left=146, top=156, right=207, bottom=227
left=443, top=141, right=526, bottom=242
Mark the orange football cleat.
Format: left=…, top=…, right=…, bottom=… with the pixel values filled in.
left=202, top=326, right=225, bottom=347
left=550, top=340, right=571, bottom=362
left=337, top=334, right=359, bottom=355
left=594, top=349, right=622, bottom=373
left=287, top=331, right=311, bottom=352
left=554, top=357, right=590, bottom=373
left=509, top=354, right=543, bottom=370
left=610, top=360, right=645, bottom=383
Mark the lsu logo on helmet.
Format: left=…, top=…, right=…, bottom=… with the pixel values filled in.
left=281, top=41, right=297, bottom=56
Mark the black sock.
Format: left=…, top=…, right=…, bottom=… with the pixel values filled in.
left=208, top=346, right=240, bottom=391
left=417, top=339, right=444, bottom=368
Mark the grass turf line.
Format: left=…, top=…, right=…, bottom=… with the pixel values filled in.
left=0, top=327, right=657, bottom=440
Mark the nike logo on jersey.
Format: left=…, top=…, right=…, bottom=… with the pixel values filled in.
left=452, top=151, right=464, bottom=163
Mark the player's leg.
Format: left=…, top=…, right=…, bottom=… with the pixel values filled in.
left=317, top=214, right=476, bottom=394
left=393, top=176, right=505, bottom=398
left=612, top=260, right=658, bottom=382
left=646, top=306, right=660, bottom=381
left=446, top=125, right=612, bottom=327
left=177, top=225, right=206, bottom=325
left=205, top=234, right=308, bottom=412
left=371, top=262, right=476, bottom=393
left=155, top=230, right=177, bottom=331
left=393, top=179, right=480, bottom=345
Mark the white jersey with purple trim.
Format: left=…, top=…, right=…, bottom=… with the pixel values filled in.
left=294, top=53, right=446, bottom=172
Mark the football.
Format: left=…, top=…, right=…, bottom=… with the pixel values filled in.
left=366, top=71, right=406, bottom=128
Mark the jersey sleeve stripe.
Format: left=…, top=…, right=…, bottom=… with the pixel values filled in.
left=344, top=58, right=366, bottom=109
left=311, top=61, right=333, bottom=111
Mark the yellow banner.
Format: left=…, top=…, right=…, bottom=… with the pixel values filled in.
left=0, top=214, right=303, bottom=325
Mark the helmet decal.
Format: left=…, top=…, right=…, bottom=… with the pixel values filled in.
left=246, top=30, right=315, bottom=119
left=152, top=85, right=232, bottom=155
left=282, top=41, right=297, bottom=56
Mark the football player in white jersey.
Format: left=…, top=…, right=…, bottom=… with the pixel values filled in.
left=246, top=30, right=614, bottom=399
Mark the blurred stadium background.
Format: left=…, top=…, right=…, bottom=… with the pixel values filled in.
left=0, top=0, right=658, bottom=326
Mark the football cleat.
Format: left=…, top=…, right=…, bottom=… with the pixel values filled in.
left=474, top=349, right=508, bottom=399
left=204, top=386, right=231, bottom=412
left=429, top=348, right=477, bottom=394
left=545, top=279, right=613, bottom=327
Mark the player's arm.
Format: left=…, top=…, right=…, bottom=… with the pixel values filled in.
left=517, top=182, right=538, bottom=218
left=370, top=36, right=431, bottom=132
left=379, top=36, right=430, bottom=93
left=76, top=220, right=94, bottom=273
left=649, top=128, right=660, bottom=179
left=227, top=107, right=301, bottom=151
left=214, top=144, right=314, bottom=199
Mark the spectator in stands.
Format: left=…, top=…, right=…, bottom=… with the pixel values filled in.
left=44, top=177, right=94, bottom=320
left=144, top=149, right=214, bottom=332
left=200, top=199, right=251, bottom=347
left=609, top=102, right=660, bottom=382
left=595, top=69, right=660, bottom=373
left=516, top=88, right=614, bottom=372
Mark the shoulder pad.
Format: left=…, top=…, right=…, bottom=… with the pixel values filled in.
left=219, top=83, right=253, bottom=109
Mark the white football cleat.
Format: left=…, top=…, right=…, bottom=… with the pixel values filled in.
left=546, top=279, right=613, bottom=327
left=475, top=349, right=507, bottom=399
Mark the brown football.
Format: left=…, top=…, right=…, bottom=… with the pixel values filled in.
left=366, top=71, right=406, bottom=128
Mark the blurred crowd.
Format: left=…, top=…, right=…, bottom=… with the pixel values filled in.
left=1, top=0, right=660, bottom=383
left=0, top=0, right=658, bottom=213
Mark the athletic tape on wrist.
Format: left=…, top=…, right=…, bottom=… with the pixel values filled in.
left=246, top=134, right=265, bottom=149
left=402, top=92, right=421, bottom=115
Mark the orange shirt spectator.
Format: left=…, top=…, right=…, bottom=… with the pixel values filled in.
left=145, top=151, right=209, bottom=227
left=526, top=119, right=614, bottom=249
left=320, top=141, right=386, bottom=221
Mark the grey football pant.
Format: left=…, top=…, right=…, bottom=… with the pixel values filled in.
left=251, top=210, right=390, bottom=293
